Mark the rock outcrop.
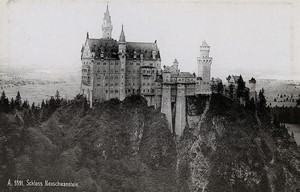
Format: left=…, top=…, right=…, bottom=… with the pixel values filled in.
left=177, top=94, right=300, bottom=192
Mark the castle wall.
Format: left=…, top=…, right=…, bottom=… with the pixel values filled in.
left=175, top=84, right=186, bottom=136
left=91, top=59, right=122, bottom=101
left=161, top=84, right=173, bottom=132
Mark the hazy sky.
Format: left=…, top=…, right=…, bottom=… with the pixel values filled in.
left=0, top=0, right=300, bottom=80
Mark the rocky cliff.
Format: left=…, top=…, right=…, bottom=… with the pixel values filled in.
left=177, top=94, right=300, bottom=192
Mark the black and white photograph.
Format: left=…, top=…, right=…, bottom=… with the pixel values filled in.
left=0, top=0, right=300, bottom=191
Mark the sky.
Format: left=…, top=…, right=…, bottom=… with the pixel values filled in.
left=0, top=0, right=300, bottom=80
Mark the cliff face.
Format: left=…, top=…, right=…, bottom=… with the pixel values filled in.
left=177, top=94, right=300, bottom=192
left=55, top=95, right=178, bottom=191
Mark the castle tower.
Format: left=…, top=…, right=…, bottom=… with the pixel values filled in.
left=175, top=83, right=186, bottom=137
left=198, top=41, right=212, bottom=81
left=197, top=41, right=212, bottom=94
left=172, top=58, right=179, bottom=70
left=102, top=5, right=113, bottom=39
left=118, top=25, right=126, bottom=100
left=249, top=77, right=256, bottom=100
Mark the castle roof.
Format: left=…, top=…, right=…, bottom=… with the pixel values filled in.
left=178, top=72, right=194, bottom=78
left=163, top=66, right=177, bottom=73
left=226, top=75, right=240, bottom=83
left=87, top=38, right=119, bottom=59
left=126, top=42, right=160, bottom=60
left=201, top=40, right=208, bottom=46
left=85, top=38, right=161, bottom=60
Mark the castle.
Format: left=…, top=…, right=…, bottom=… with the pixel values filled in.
left=80, top=6, right=254, bottom=136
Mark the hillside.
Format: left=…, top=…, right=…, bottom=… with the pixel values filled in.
left=0, top=95, right=177, bottom=192
left=1, top=93, right=300, bottom=191
left=177, top=94, right=300, bottom=191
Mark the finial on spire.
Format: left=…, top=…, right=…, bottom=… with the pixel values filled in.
left=87, top=32, right=89, bottom=39
left=119, top=24, right=126, bottom=42
left=106, top=3, right=109, bottom=14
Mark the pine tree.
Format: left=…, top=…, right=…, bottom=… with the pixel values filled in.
left=258, top=88, right=267, bottom=110
left=31, top=102, right=36, bottom=111
left=41, top=100, right=45, bottom=109
left=237, top=75, right=245, bottom=98
left=217, top=81, right=223, bottom=95
left=0, top=91, right=9, bottom=113
left=22, top=100, right=30, bottom=109
left=229, top=84, right=235, bottom=100
left=10, top=97, right=15, bottom=111
left=15, top=91, right=22, bottom=110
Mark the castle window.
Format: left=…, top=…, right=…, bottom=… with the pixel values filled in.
left=143, top=83, right=145, bottom=86
left=115, top=90, right=118, bottom=93
left=115, top=76, right=118, bottom=79
left=103, top=63, right=106, bottom=65
left=97, top=84, right=100, bottom=86
left=110, top=90, right=113, bottom=93
left=137, top=63, right=140, bottom=66
left=105, top=83, right=108, bottom=86
left=115, top=62, right=118, bottom=65
left=103, top=70, right=106, bottom=73
left=106, top=90, right=108, bottom=93
left=130, top=63, right=133, bottom=65
left=150, top=63, right=153, bottom=66
left=105, top=76, right=108, bottom=79
left=97, top=62, right=100, bottom=65
left=147, top=83, right=150, bottom=86
left=143, top=70, right=146, bottom=73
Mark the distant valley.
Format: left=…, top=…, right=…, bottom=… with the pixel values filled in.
left=1, top=68, right=299, bottom=107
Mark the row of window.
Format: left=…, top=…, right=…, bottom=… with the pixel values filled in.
left=97, top=70, right=119, bottom=73
left=97, top=62, right=119, bottom=66
left=142, top=69, right=156, bottom=74
left=97, top=76, right=120, bottom=80
left=142, top=89, right=155, bottom=93
left=83, top=61, right=160, bottom=67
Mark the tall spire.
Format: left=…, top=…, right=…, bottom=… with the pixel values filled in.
left=103, top=4, right=111, bottom=24
left=119, top=24, right=126, bottom=42
left=102, top=4, right=113, bottom=39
